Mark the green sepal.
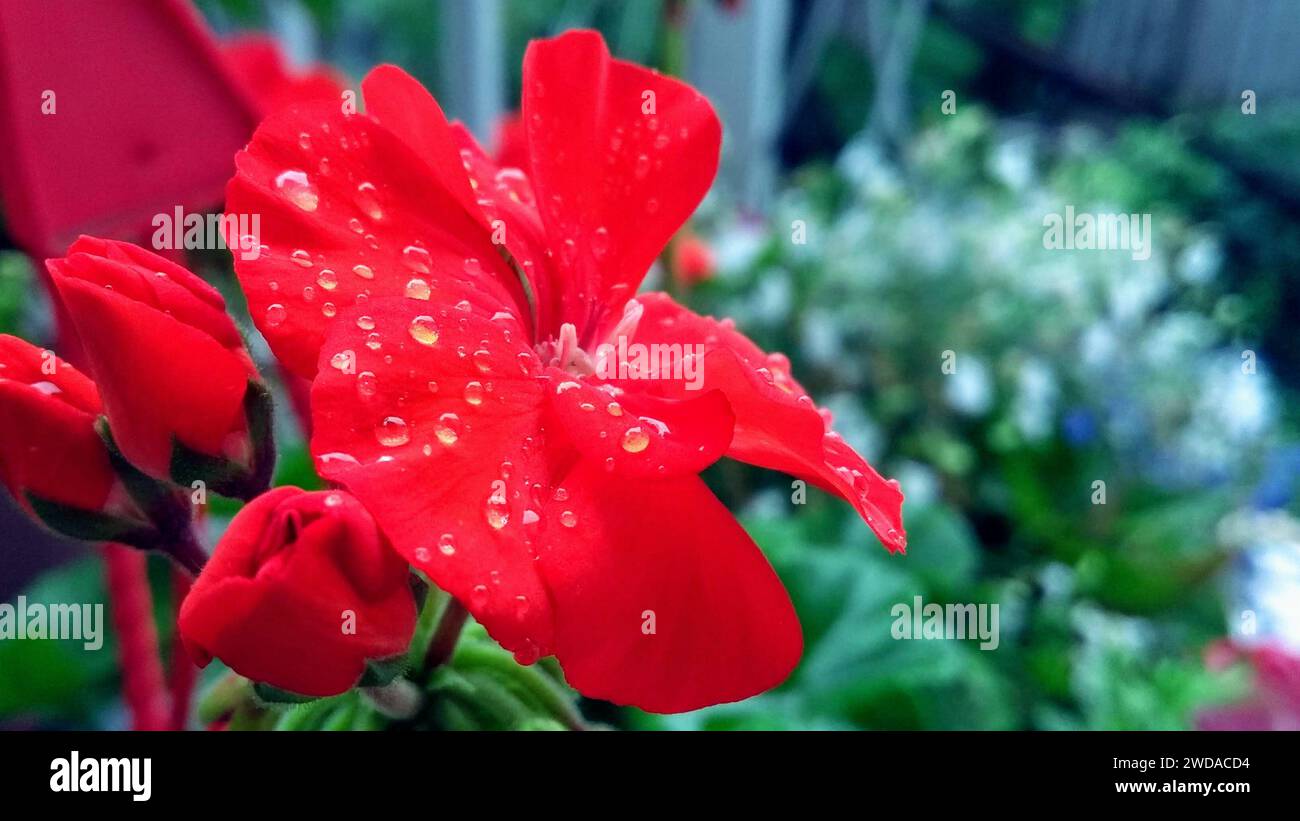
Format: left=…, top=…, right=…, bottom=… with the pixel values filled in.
left=24, top=492, right=161, bottom=550
left=252, top=681, right=321, bottom=705
left=168, top=379, right=276, bottom=502
left=357, top=655, right=408, bottom=688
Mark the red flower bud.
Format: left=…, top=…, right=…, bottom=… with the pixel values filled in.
left=179, top=487, right=417, bottom=697
left=671, top=231, right=716, bottom=286
left=0, top=335, right=114, bottom=514
left=46, top=237, right=270, bottom=495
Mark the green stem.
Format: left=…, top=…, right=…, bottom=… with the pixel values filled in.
left=421, top=597, right=470, bottom=677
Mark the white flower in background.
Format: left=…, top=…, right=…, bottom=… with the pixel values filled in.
left=711, top=218, right=767, bottom=275
left=1176, top=234, right=1222, bottom=286
left=945, top=353, right=994, bottom=416
left=799, top=307, right=843, bottom=367
left=1013, top=357, right=1058, bottom=441
left=746, top=271, right=793, bottom=326
left=988, top=132, right=1036, bottom=191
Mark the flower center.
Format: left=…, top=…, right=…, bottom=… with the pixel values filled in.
left=537, top=299, right=643, bottom=378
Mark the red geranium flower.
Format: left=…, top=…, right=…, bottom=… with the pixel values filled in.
left=47, top=237, right=269, bottom=495
left=179, top=486, right=417, bottom=697
left=227, top=30, right=904, bottom=712
left=671, top=230, right=716, bottom=286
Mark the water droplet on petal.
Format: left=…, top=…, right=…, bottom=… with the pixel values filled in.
left=408, top=315, right=439, bottom=346
left=438, top=534, right=456, bottom=556
left=356, top=315, right=376, bottom=331
left=560, top=510, right=577, bottom=528
left=264, top=303, right=287, bottom=327
left=375, top=416, right=409, bottom=447
left=355, top=182, right=384, bottom=220
left=405, top=277, right=431, bottom=300
left=434, top=413, right=461, bottom=445
left=591, top=226, right=610, bottom=259
left=463, top=381, right=484, bottom=405
left=290, top=249, right=313, bottom=268
left=356, top=371, right=378, bottom=397
left=403, top=244, right=432, bottom=274
left=486, top=507, right=509, bottom=529
left=352, top=263, right=374, bottom=280
left=276, top=170, right=318, bottom=211
left=471, top=584, right=489, bottom=607
left=621, top=427, right=650, bottom=453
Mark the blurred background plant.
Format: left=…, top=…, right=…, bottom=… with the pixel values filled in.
left=2, top=0, right=1297, bottom=729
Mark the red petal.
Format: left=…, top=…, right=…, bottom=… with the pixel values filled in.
left=448, top=122, right=557, bottom=341
left=544, top=369, right=733, bottom=478
left=221, top=34, right=345, bottom=114
left=180, top=487, right=415, bottom=696
left=226, top=94, right=527, bottom=378
left=0, top=335, right=113, bottom=512
left=537, top=460, right=802, bottom=713
left=522, top=30, right=721, bottom=338
left=622, top=292, right=907, bottom=552
left=52, top=277, right=252, bottom=477
left=309, top=296, right=554, bottom=656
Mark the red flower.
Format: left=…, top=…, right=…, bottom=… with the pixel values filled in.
left=0, top=335, right=114, bottom=514
left=179, top=486, right=417, bottom=697
left=221, top=33, right=346, bottom=115
left=226, top=30, right=904, bottom=712
left=1198, top=640, right=1300, bottom=730
left=46, top=237, right=268, bottom=494
left=671, top=231, right=716, bottom=285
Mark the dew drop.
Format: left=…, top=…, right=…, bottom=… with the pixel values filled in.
left=403, top=244, right=432, bottom=274
left=330, top=350, right=354, bottom=371
left=374, top=416, right=409, bottom=447
left=606, top=401, right=623, bottom=417
left=290, top=249, right=313, bottom=268
left=621, top=427, right=650, bottom=453
left=438, top=533, right=457, bottom=556
left=486, top=507, right=509, bottom=530
left=560, top=510, right=577, bottom=528
left=592, top=226, right=610, bottom=259
left=352, top=263, right=375, bottom=280
left=356, top=371, right=378, bottom=397
left=317, top=269, right=338, bottom=290
left=275, top=170, right=318, bottom=212
left=408, top=315, right=439, bottom=346
left=434, top=413, right=461, bottom=445
left=463, top=381, right=484, bottom=406
left=405, top=277, right=431, bottom=300
left=355, top=182, right=384, bottom=220
left=264, top=303, right=287, bottom=327
left=471, top=584, right=489, bottom=607
left=356, top=315, right=376, bottom=331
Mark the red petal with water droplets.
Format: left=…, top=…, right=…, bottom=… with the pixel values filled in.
left=310, top=295, right=555, bottom=656
left=226, top=96, right=526, bottom=378
left=522, top=30, right=721, bottom=339
left=537, top=460, right=802, bottom=713
left=617, top=292, right=907, bottom=552
left=544, top=370, right=733, bottom=479
left=449, top=122, right=558, bottom=342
